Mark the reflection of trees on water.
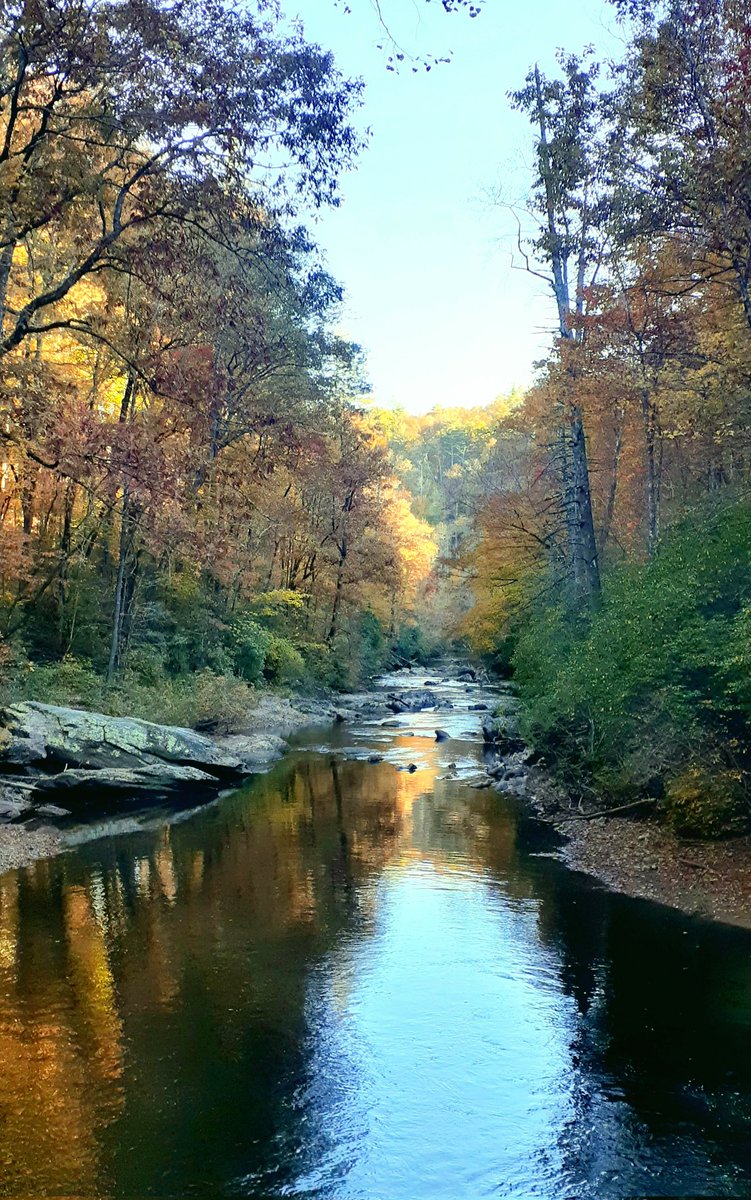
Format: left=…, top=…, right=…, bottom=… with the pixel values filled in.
left=0, top=753, right=410, bottom=1197
left=0, top=754, right=750, bottom=1196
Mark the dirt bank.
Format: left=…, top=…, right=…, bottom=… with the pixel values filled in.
left=506, top=761, right=751, bottom=929
left=552, top=807, right=751, bottom=929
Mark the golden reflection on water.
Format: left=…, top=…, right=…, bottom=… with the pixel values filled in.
left=0, top=866, right=123, bottom=1196
left=0, top=750, right=604, bottom=1196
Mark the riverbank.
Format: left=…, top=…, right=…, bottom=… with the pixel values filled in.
left=490, top=752, right=751, bottom=930
left=554, top=805, right=751, bottom=929
left=5, top=671, right=751, bottom=933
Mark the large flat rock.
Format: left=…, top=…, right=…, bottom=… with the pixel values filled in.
left=0, top=702, right=244, bottom=779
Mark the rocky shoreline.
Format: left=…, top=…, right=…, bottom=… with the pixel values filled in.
left=0, top=684, right=416, bottom=874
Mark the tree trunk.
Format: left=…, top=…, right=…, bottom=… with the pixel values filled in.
left=107, top=373, right=137, bottom=682
left=641, top=386, right=661, bottom=556
left=568, top=405, right=601, bottom=597
left=327, top=540, right=347, bottom=645
left=599, top=403, right=624, bottom=554
left=107, top=488, right=130, bottom=683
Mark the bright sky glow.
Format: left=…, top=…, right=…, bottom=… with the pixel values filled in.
left=288, top=0, right=623, bottom=413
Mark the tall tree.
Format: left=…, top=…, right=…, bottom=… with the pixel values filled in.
left=510, top=55, right=604, bottom=602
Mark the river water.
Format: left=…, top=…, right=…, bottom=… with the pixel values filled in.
left=2, top=669, right=751, bottom=1198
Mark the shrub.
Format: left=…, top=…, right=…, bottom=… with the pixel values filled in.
left=105, top=670, right=255, bottom=730
left=23, top=657, right=105, bottom=709
left=392, top=622, right=430, bottom=666
left=262, top=635, right=305, bottom=686
left=663, top=767, right=748, bottom=838
left=299, top=641, right=338, bottom=688
left=230, top=616, right=271, bottom=683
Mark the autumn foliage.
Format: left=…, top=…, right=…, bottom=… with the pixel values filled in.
left=0, top=0, right=437, bottom=705
left=460, top=0, right=751, bottom=831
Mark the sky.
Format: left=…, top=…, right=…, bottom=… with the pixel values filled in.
left=287, top=0, right=623, bottom=414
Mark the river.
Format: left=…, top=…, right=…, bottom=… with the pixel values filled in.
left=1, top=669, right=751, bottom=1198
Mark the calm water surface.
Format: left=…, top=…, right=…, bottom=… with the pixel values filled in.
left=2, top=671, right=751, bottom=1198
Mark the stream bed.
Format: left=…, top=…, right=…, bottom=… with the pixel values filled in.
left=2, top=669, right=751, bottom=1198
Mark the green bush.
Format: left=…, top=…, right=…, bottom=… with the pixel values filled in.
left=392, top=622, right=430, bottom=666
left=663, top=766, right=749, bottom=838
left=230, top=616, right=271, bottom=683
left=262, top=635, right=305, bottom=686
left=104, top=670, right=255, bottom=730
left=299, top=641, right=338, bottom=688
left=23, top=657, right=106, bottom=709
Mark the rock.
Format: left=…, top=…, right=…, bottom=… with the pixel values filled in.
left=457, top=669, right=477, bottom=682
left=386, top=690, right=438, bottom=713
left=481, top=718, right=499, bottom=744
left=32, top=764, right=219, bottom=800
left=367, top=754, right=384, bottom=764
left=0, top=799, right=31, bottom=821
left=213, top=733, right=286, bottom=770
left=481, top=718, right=525, bottom=752
left=407, top=763, right=418, bottom=773
left=435, top=730, right=451, bottom=742
left=381, top=719, right=404, bottom=728
left=468, top=703, right=489, bottom=712
left=34, top=803, right=72, bottom=818
left=0, top=702, right=245, bottom=780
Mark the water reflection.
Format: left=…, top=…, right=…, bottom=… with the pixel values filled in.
left=0, top=749, right=749, bottom=1197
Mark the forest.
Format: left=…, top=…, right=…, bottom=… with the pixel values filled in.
left=2, top=0, right=751, bottom=834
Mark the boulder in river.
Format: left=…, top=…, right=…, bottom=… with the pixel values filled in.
left=386, top=690, right=438, bottom=713
left=212, top=733, right=286, bottom=771
left=435, top=730, right=451, bottom=742
left=482, top=718, right=527, bottom=754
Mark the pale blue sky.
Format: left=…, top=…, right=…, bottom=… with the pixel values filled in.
left=289, top=0, right=622, bottom=412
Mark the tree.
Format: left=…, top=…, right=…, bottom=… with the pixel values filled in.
left=0, top=0, right=362, bottom=362
left=510, top=55, right=605, bottom=603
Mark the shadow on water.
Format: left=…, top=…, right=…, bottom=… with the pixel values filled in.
left=0, top=739, right=751, bottom=1197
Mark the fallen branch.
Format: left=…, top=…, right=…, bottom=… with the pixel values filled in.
left=557, top=797, right=658, bottom=821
